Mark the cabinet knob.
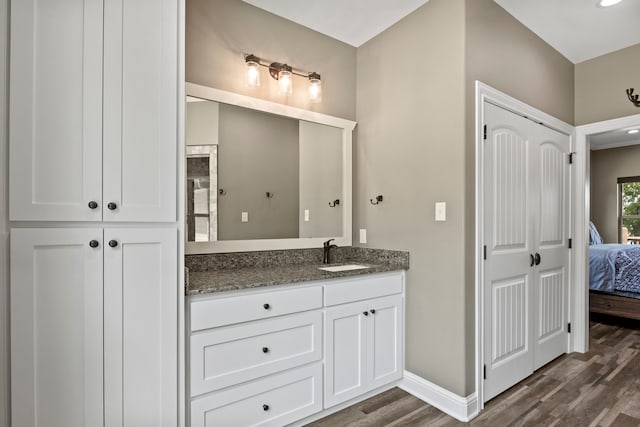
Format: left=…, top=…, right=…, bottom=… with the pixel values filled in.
left=89, top=240, right=99, bottom=248
left=262, top=347, right=269, bottom=353
left=263, top=303, right=270, bottom=310
left=263, top=404, right=270, bottom=411
left=108, top=240, right=118, bottom=248
left=107, top=202, right=117, bottom=211
left=370, top=309, right=376, bottom=314
left=88, top=201, right=98, bottom=209
left=363, top=311, right=369, bottom=316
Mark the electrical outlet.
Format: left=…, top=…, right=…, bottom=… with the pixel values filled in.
left=435, top=202, right=446, bottom=221
left=359, top=229, right=367, bottom=244
left=241, top=211, right=248, bottom=222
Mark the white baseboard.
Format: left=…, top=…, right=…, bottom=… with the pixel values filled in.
left=399, top=370, right=478, bottom=422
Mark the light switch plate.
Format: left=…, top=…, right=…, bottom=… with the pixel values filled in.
left=304, top=209, right=310, bottom=222
left=241, top=211, right=249, bottom=222
left=359, top=229, right=367, bottom=244
left=435, top=202, right=446, bottom=221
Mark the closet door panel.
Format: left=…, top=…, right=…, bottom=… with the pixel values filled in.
left=9, top=0, right=103, bottom=221
left=103, top=0, right=178, bottom=222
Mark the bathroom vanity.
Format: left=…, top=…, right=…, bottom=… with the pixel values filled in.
left=185, top=248, right=408, bottom=426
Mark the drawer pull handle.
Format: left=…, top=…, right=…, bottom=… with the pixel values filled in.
left=370, top=309, right=376, bottom=314
left=88, top=201, right=98, bottom=209
left=107, top=202, right=117, bottom=211
left=263, top=404, right=270, bottom=411
left=263, top=303, right=270, bottom=310
left=262, top=347, right=269, bottom=353
left=108, top=240, right=118, bottom=248
left=89, top=240, right=99, bottom=248
left=363, top=311, right=369, bottom=316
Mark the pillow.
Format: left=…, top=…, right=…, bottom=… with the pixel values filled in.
left=589, top=221, right=604, bottom=245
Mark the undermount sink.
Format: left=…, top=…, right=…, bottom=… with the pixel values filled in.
left=318, top=264, right=369, bottom=272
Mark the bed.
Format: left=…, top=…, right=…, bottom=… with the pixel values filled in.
left=589, top=222, right=640, bottom=320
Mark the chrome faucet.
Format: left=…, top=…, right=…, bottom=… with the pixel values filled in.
left=323, top=239, right=338, bottom=264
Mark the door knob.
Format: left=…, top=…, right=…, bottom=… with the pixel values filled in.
left=88, top=201, right=98, bottom=209
left=262, top=347, right=269, bottom=353
left=107, top=202, right=117, bottom=211
left=263, top=303, right=270, bottom=310
left=370, top=309, right=376, bottom=314
left=89, top=240, right=99, bottom=248
left=363, top=311, right=369, bottom=316
left=263, top=404, right=270, bottom=411
left=534, top=253, right=541, bottom=265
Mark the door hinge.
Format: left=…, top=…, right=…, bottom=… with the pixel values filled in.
left=483, top=245, right=487, bottom=260
left=483, top=364, right=487, bottom=380
left=567, top=322, right=571, bottom=333
left=483, top=125, right=487, bottom=141
left=568, top=152, right=575, bottom=164
left=568, top=238, right=572, bottom=249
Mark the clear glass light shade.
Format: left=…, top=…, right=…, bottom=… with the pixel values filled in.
left=308, top=75, right=322, bottom=103
left=245, top=60, right=260, bottom=87
left=278, top=69, right=293, bottom=96
left=598, top=0, right=622, bottom=6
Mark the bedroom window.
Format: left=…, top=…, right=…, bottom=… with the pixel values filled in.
left=618, top=176, right=640, bottom=244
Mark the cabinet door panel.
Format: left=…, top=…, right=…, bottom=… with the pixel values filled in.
left=369, top=295, right=403, bottom=389
left=11, top=228, right=104, bottom=427
left=324, top=301, right=368, bottom=407
left=104, top=228, right=178, bottom=426
left=9, top=0, right=103, bottom=221
left=103, top=0, right=178, bottom=222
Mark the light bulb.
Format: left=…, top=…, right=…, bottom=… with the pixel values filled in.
left=628, top=129, right=639, bottom=134
left=308, top=72, right=322, bottom=103
left=245, top=55, right=260, bottom=88
left=598, top=0, right=622, bottom=7
left=278, top=65, right=293, bottom=96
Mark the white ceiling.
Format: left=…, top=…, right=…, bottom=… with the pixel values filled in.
left=494, top=0, right=640, bottom=64
left=244, top=0, right=640, bottom=64
left=590, top=128, right=640, bottom=151
left=242, top=0, right=429, bottom=47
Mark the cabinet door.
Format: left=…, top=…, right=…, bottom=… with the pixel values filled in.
left=11, top=228, right=104, bottom=427
left=9, top=0, right=103, bottom=221
left=324, top=300, right=369, bottom=408
left=368, top=294, right=404, bottom=390
left=104, top=228, right=178, bottom=426
left=103, top=0, right=178, bottom=222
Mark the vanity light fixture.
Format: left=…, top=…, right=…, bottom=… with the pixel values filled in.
left=244, top=53, right=322, bottom=102
left=598, top=0, right=623, bottom=6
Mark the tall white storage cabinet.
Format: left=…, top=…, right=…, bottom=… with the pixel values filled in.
left=9, top=0, right=181, bottom=426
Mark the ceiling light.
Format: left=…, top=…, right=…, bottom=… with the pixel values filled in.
left=628, top=129, right=640, bottom=134
left=598, top=0, right=623, bottom=7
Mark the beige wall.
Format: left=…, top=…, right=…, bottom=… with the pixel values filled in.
left=590, top=145, right=640, bottom=243
left=575, top=44, right=640, bottom=125
left=463, top=0, right=575, bottom=394
left=356, top=0, right=468, bottom=395
left=186, top=0, right=357, bottom=120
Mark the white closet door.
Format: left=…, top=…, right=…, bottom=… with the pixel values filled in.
left=483, top=103, right=535, bottom=401
left=533, top=128, right=570, bottom=369
left=483, top=102, right=570, bottom=401
left=11, top=228, right=104, bottom=427
left=103, top=0, right=178, bottom=222
left=9, top=0, right=103, bottom=221
left=104, top=228, right=178, bottom=427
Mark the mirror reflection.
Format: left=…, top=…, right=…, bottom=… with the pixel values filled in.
left=186, top=97, right=343, bottom=242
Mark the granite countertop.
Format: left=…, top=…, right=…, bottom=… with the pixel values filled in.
left=185, top=247, right=409, bottom=295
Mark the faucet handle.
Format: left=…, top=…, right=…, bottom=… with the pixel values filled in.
left=324, top=238, right=335, bottom=247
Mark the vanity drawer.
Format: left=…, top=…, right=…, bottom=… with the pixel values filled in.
left=190, top=311, right=322, bottom=396
left=190, top=363, right=322, bottom=427
left=324, top=271, right=403, bottom=306
left=190, top=285, right=322, bottom=331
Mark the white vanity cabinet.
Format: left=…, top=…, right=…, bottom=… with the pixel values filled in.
left=9, top=0, right=178, bottom=222
left=187, top=270, right=405, bottom=426
left=11, top=228, right=178, bottom=427
left=189, top=285, right=324, bottom=427
left=324, top=273, right=404, bottom=408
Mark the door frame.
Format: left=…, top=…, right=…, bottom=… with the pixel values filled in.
left=573, top=113, right=640, bottom=350
left=474, top=81, right=575, bottom=409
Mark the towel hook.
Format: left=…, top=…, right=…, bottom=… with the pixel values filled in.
left=329, top=199, right=340, bottom=207
left=370, top=195, right=383, bottom=205
left=266, top=191, right=274, bottom=199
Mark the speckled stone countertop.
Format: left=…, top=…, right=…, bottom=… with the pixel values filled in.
left=185, top=247, right=409, bottom=295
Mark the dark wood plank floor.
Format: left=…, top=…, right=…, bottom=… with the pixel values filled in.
left=308, top=315, right=640, bottom=426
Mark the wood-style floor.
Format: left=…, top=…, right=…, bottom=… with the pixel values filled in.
left=308, top=315, right=640, bottom=426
